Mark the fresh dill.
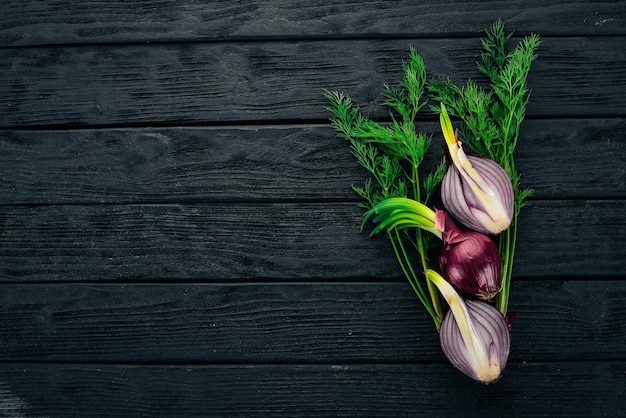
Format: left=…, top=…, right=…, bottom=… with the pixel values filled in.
left=325, top=48, right=445, bottom=326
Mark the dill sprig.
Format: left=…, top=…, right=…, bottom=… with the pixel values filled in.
left=325, top=48, right=445, bottom=326
left=428, top=20, right=541, bottom=314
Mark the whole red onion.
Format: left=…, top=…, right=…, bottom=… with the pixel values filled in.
left=436, top=210, right=502, bottom=300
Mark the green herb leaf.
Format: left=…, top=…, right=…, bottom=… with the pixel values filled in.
left=325, top=49, right=445, bottom=325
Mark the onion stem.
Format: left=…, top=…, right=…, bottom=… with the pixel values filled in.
left=496, top=210, right=519, bottom=315
left=417, top=228, right=445, bottom=326
left=390, top=229, right=441, bottom=328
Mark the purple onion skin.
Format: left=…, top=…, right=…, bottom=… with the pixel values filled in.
left=440, top=300, right=510, bottom=384
left=442, top=154, right=514, bottom=235
left=437, top=210, right=502, bottom=300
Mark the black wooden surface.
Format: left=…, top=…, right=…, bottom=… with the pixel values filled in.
left=1, top=2, right=625, bottom=416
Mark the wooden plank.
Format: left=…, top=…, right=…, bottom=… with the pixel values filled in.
left=0, top=201, right=624, bottom=281
left=2, top=1, right=624, bottom=46
left=1, top=118, right=624, bottom=204
left=0, top=362, right=624, bottom=417
left=2, top=37, right=625, bottom=128
left=515, top=118, right=626, bottom=199
left=1, top=4, right=622, bottom=417
left=0, top=280, right=623, bottom=363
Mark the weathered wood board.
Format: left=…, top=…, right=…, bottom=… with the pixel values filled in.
left=1, top=1, right=624, bottom=416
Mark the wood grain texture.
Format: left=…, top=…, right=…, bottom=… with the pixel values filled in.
left=1, top=0, right=624, bottom=46
left=0, top=362, right=624, bottom=417
left=0, top=280, right=623, bottom=363
left=2, top=2, right=624, bottom=414
left=1, top=118, right=624, bottom=204
left=0, top=201, right=624, bottom=281
left=2, top=37, right=625, bottom=128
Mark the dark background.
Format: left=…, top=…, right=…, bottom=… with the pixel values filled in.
left=1, top=1, right=625, bottom=416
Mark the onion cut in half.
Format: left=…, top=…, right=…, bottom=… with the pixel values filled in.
left=440, top=299, right=510, bottom=384
left=425, top=269, right=510, bottom=384
left=439, top=103, right=514, bottom=235
left=442, top=154, right=514, bottom=235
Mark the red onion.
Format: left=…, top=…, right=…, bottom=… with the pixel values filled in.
left=426, top=269, right=510, bottom=384
left=439, top=104, right=514, bottom=235
left=439, top=299, right=510, bottom=384
left=436, top=210, right=502, bottom=300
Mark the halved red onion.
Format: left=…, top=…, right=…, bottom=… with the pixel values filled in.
left=438, top=103, right=514, bottom=235
left=440, top=299, right=511, bottom=384
left=442, top=154, right=514, bottom=235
